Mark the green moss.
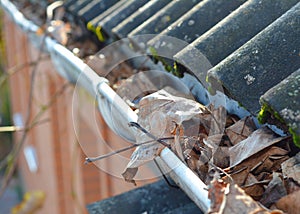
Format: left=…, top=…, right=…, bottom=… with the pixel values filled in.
left=172, top=62, right=183, bottom=78
left=205, top=75, right=220, bottom=95
left=258, top=104, right=268, bottom=124
left=86, top=22, right=105, bottom=42
left=289, top=127, right=300, bottom=148
left=149, top=47, right=183, bottom=78
left=258, top=103, right=285, bottom=124
left=259, top=103, right=300, bottom=147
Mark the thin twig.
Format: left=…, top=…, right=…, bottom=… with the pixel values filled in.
left=128, top=122, right=170, bottom=147
left=0, top=56, right=50, bottom=88
left=0, top=1, right=70, bottom=197
left=0, top=58, right=69, bottom=197
left=85, top=137, right=174, bottom=164
left=209, top=162, right=234, bottom=183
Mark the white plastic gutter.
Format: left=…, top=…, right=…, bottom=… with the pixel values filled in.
left=0, top=0, right=210, bottom=212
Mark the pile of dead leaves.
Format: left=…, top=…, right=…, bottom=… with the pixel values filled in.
left=123, top=88, right=300, bottom=213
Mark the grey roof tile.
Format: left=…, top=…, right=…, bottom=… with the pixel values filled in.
left=66, top=0, right=91, bottom=14
left=260, top=69, right=300, bottom=146
left=128, top=0, right=201, bottom=36
left=175, top=0, right=299, bottom=68
left=207, top=2, right=300, bottom=114
left=97, top=0, right=149, bottom=38
left=88, top=0, right=127, bottom=31
left=87, top=179, right=202, bottom=214
left=112, top=0, right=171, bottom=39
left=64, top=0, right=78, bottom=9
left=64, top=0, right=300, bottom=151
left=146, top=0, right=247, bottom=71
left=78, top=0, right=120, bottom=22
left=149, top=0, right=246, bottom=44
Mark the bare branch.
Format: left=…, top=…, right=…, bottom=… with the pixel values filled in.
left=128, top=122, right=170, bottom=147
left=85, top=137, right=174, bottom=164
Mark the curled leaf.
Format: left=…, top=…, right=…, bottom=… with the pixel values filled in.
left=123, top=90, right=205, bottom=183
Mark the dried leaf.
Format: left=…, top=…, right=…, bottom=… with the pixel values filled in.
left=47, top=20, right=71, bottom=45
left=224, top=167, right=249, bottom=186
left=116, top=71, right=194, bottom=106
left=243, top=182, right=265, bottom=201
left=260, top=172, right=287, bottom=208
left=121, top=167, right=138, bottom=186
left=275, top=189, right=300, bottom=213
left=208, top=179, right=274, bottom=214
left=213, top=146, right=230, bottom=168
left=208, top=105, right=227, bottom=136
left=123, top=90, right=205, bottom=182
left=184, top=148, right=208, bottom=181
left=225, top=116, right=256, bottom=145
left=227, top=146, right=288, bottom=189
left=233, top=146, right=287, bottom=173
left=172, top=124, right=185, bottom=162
left=285, top=178, right=300, bottom=194
left=229, top=127, right=287, bottom=167
left=208, top=179, right=227, bottom=213
left=281, top=152, right=300, bottom=183
left=203, top=134, right=223, bottom=152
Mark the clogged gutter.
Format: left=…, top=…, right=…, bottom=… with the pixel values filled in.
left=3, top=0, right=300, bottom=213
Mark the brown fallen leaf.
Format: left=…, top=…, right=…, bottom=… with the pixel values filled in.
left=252, top=154, right=289, bottom=176
left=229, top=127, right=288, bottom=167
left=243, top=174, right=265, bottom=200
left=208, top=179, right=227, bottom=213
left=260, top=172, right=287, bottom=208
left=47, top=20, right=71, bottom=45
left=224, top=166, right=249, bottom=186
left=116, top=71, right=194, bottom=107
left=281, top=152, right=300, bottom=183
left=122, top=90, right=206, bottom=183
left=275, top=189, right=300, bottom=214
left=243, top=182, right=265, bottom=201
left=172, top=124, right=185, bottom=162
left=184, top=148, right=208, bottom=182
left=121, top=167, right=138, bottom=186
left=213, top=146, right=230, bottom=168
left=230, top=146, right=288, bottom=182
left=207, top=105, right=227, bottom=136
left=208, top=179, right=279, bottom=214
left=285, top=178, right=300, bottom=194
left=225, top=116, right=256, bottom=145
left=225, top=114, right=240, bottom=128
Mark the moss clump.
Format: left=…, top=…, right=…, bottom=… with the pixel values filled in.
left=289, top=127, right=300, bottom=148
left=172, top=62, right=183, bottom=78
left=258, top=104, right=269, bottom=124
left=258, top=103, right=285, bottom=124
left=87, top=22, right=105, bottom=42
left=149, top=47, right=183, bottom=78
left=259, top=103, right=300, bottom=147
